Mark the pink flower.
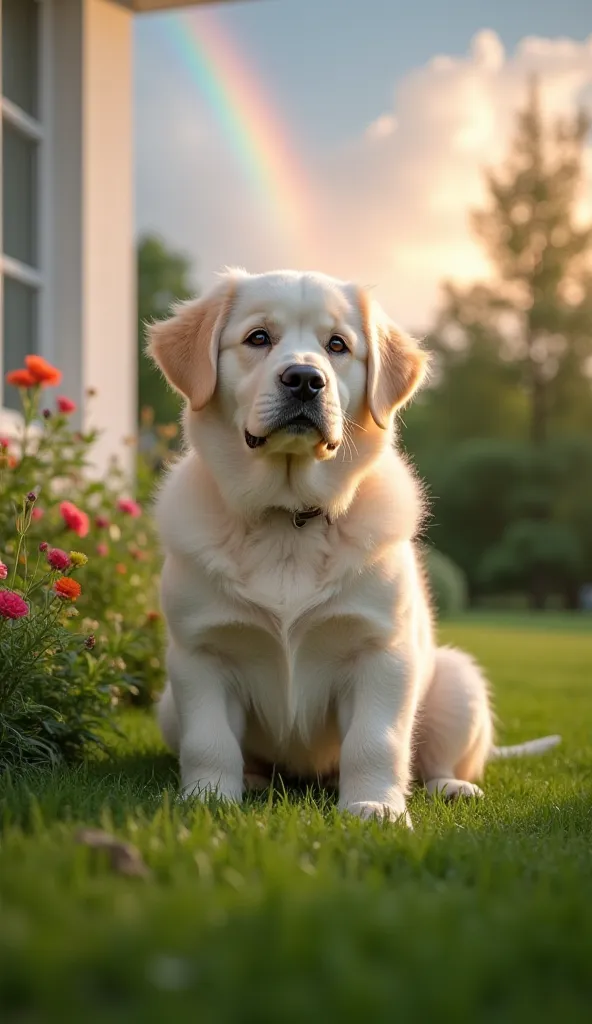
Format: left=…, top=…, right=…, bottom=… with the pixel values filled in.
left=0, top=562, right=8, bottom=580
left=96, top=543, right=109, bottom=557
left=39, top=541, right=49, bottom=553
left=47, top=547, right=71, bottom=571
left=31, top=507, right=44, bottom=521
left=0, top=436, right=10, bottom=450
left=57, top=396, right=77, bottom=414
left=117, top=498, right=141, bottom=518
left=95, top=515, right=110, bottom=529
left=0, top=590, right=29, bottom=619
left=59, top=501, right=89, bottom=537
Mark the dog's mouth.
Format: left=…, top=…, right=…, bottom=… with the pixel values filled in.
left=281, top=413, right=319, bottom=435
left=245, top=412, right=339, bottom=452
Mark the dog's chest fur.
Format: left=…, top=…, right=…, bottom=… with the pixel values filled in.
left=206, top=515, right=388, bottom=770
left=223, top=514, right=342, bottom=623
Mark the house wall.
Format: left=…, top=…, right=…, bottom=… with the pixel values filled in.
left=82, top=0, right=135, bottom=472
left=1, top=0, right=135, bottom=476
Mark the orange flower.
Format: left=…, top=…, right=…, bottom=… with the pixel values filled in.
left=25, top=355, right=62, bottom=387
left=115, top=563, right=127, bottom=575
left=53, top=577, right=82, bottom=601
left=5, top=368, right=38, bottom=388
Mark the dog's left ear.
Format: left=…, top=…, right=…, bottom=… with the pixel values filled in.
left=359, top=289, right=428, bottom=429
left=147, top=278, right=235, bottom=412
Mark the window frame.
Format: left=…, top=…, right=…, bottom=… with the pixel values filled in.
left=0, top=0, right=52, bottom=407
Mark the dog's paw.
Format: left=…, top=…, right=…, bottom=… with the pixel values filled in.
left=425, top=778, right=484, bottom=801
left=342, top=801, right=413, bottom=829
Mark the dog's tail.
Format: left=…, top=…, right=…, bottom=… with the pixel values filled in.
left=490, top=734, right=561, bottom=760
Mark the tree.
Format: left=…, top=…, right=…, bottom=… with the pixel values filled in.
left=432, top=82, right=592, bottom=445
left=425, top=438, right=592, bottom=610
left=137, top=234, right=194, bottom=425
left=401, top=83, right=592, bottom=610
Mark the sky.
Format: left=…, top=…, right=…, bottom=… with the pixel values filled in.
left=134, top=0, right=592, bottom=330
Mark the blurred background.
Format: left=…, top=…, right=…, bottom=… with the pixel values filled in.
left=2, top=0, right=592, bottom=616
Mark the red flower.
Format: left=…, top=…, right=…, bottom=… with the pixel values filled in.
left=0, top=436, right=10, bottom=449
left=95, top=515, right=110, bottom=529
left=117, top=498, right=141, bottom=518
left=0, top=590, right=29, bottom=619
left=0, top=562, right=8, bottom=581
left=57, top=396, right=77, bottom=414
left=39, top=542, right=49, bottom=552
left=25, top=355, right=62, bottom=387
left=59, top=501, right=89, bottom=537
left=96, top=543, right=109, bottom=557
left=6, top=369, right=38, bottom=388
left=53, top=577, right=81, bottom=601
left=31, top=507, right=44, bottom=522
left=47, top=547, right=71, bottom=571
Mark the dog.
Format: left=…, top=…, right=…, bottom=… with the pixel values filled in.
left=149, top=268, right=559, bottom=826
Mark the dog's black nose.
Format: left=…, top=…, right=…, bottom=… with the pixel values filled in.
left=279, top=365, right=326, bottom=403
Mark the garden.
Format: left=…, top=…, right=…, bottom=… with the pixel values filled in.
left=2, top=91, right=592, bottom=1018
left=1, top=358, right=591, bottom=1023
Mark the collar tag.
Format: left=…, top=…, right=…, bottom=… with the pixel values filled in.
left=292, top=507, right=324, bottom=529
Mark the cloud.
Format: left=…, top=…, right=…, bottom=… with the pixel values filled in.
left=135, top=29, right=592, bottom=330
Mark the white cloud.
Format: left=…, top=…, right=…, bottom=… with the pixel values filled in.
left=136, top=29, right=592, bottom=330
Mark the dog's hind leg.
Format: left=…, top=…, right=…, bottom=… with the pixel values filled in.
left=414, top=646, right=494, bottom=800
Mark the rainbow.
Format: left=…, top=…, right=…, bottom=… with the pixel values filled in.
left=164, top=9, right=312, bottom=253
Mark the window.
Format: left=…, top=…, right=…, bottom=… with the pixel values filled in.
left=1, top=0, right=44, bottom=411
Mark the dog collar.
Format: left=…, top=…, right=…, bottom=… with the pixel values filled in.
left=291, top=507, right=330, bottom=529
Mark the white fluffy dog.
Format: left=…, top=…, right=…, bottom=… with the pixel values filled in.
left=149, top=269, right=559, bottom=826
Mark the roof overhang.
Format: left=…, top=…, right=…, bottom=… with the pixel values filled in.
left=115, top=1, right=249, bottom=11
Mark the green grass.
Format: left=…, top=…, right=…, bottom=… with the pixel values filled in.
left=1, top=618, right=591, bottom=1023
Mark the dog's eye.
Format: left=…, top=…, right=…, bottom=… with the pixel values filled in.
left=326, top=336, right=348, bottom=354
left=244, top=329, right=271, bottom=348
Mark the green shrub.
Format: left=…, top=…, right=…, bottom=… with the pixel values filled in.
left=1, top=358, right=174, bottom=767
left=421, top=545, right=468, bottom=617
left=0, top=494, right=132, bottom=767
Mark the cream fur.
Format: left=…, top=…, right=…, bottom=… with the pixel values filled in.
left=150, top=269, right=495, bottom=827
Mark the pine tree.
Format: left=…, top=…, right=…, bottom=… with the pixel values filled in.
left=441, top=81, right=592, bottom=444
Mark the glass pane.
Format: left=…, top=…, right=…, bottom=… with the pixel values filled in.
left=2, top=0, right=39, bottom=118
left=2, top=121, right=38, bottom=267
left=3, top=275, right=38, bottom=411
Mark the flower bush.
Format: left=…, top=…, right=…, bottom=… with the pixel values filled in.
left=0, top=493, right=132, bottom=766
left=1, top=361, right=170, bottom=767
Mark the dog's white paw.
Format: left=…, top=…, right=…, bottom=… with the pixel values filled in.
left=342, top=801, right=413, bottom=829
left=425, top=778, right=484, bottom=801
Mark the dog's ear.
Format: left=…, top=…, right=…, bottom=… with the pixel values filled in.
left=359, top=289, right=428, bottom=429
left=147, top=279, right=235, bottom=411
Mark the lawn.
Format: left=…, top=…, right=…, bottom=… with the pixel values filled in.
left=1, top=616, right=591, bottom=1023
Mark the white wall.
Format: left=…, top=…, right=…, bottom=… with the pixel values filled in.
left=47, top=0, right=135, bottom=475
left=82, top=0, right=136, bottom=473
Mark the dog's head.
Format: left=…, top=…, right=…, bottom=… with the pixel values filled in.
left=148, top=269, right=427, bottom=466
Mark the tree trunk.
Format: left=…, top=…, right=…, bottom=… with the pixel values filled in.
left=530, top=366, right=547, bottom=445
left=564, top=582, right=579, bottom=611
left=529, top=570, right=547, bottom=610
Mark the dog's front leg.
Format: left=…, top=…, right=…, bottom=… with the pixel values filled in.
left=338, top=647, right=417, bottom=828
left=168, top=645, right=244, bottom=802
